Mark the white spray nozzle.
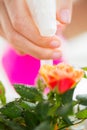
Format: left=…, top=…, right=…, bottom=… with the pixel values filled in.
left=26, top=0, right=57, bottom=37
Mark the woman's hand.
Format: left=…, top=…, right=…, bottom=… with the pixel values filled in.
left=0, top=0, right=73, bottom=59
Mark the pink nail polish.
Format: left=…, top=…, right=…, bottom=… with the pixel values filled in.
left=60, top=9, right=71, bottom=23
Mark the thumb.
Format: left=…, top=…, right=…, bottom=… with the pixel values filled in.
left=56, top=0, right=73, bottom=24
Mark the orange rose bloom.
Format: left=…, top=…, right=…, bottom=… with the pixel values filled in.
left=39, top=63, right=84, bottom=94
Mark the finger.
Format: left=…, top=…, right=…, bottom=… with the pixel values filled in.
left=56, top=0, right=73, bottom=24
left=0, top=17, right=24, bottom=55
left=4, top=0, right=61, bottom=49
left=12, top=46, right=25, bottom=55
left=0, top=2, right=62, bottom=60
left=0, top=30, right=25, bottom=55
left=0, top=27, right=3, bottom=37
left=0, top=23, right=7, bottom=38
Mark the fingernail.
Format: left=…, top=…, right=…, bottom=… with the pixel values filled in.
left=52, top=52, right=62, bottom=59
left=51, top=41, right=60, bottom=48
left=60, top=9, right=71, bottom=23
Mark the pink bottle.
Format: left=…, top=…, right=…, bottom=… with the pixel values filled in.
left=2, top=46, right=62, bottom=85
left=2, top=47, right=40, bottom=85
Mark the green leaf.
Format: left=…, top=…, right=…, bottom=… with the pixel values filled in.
left=76, top=94, right=87, bottom=106
left=48, top=92, right=55, bottom=102
left=82, top=67, right=87, bottom=71
left=61, top=88, right=75, bottom=104
left=0, top=82, right=6, bottom=105
left=0, top=114, right=26, bottom=130
left=23, top=110, right=39, bottom=130
left=56, top=102, right=73, bottom=117
left=76, top=109, right=87, bottom=119
left=37, top=78, right=47, bottom=92
left=0, top=101, right=23, bottom=119
left=58, top=117, right=72, bottom=130
left=0, top=122, right=5, bottom=130
left=83, top=72, right=87, bottom=78
left=4, top=120, right=26, bottom=130
left=34, top=121, right=51, bottom=130
left=19, top=100, right=36, bottom=111
left=81, top=67, right=87, bottom=78
left=48, top=104, right=59, bottom=117
left=35, top=102, right=50, bottom=121
left=55, top=93, right=61, bottom=106
left=0, top=96, right=6, bottom=106
left=14, top=84, right=43, bottom=102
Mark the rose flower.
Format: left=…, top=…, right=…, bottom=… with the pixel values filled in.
left=39, top=63, right=84, bottom=94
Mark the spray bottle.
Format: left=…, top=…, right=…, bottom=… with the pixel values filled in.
left=26, top=0, right=57, bottom=65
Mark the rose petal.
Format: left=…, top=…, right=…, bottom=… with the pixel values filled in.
left=58, top=78, right=75, bottom=93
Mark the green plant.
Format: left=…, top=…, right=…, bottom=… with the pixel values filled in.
left=0, top=63, right=87, bottom=130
